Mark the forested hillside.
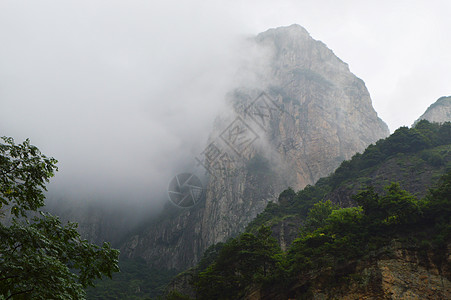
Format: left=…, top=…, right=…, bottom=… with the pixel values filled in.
left=168, top=120, right=451, bottom=299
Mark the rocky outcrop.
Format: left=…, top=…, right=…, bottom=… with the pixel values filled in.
left=415, top=96, right=451, bottom=125
left=121, top=24, right=389, bottom=270
left=273, top=242, right=451, bottom=300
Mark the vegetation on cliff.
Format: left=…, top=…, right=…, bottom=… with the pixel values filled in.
left=86, top=258, right=177, bottom=299
left=168, top=121, right=451, bottom=299
left=176, top=169, right=451, bottom=299
left=248, top=120, right=451, bottom=232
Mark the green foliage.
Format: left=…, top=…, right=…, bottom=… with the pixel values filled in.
left=330, top=121, right=450, bottom=188
left=278, top=187, right=295, bottom=206
left=422, top=170, right=451, bottom=227
left=0, top=137, right=119, bottom=299
left=86, top=258, right=177, bottom=299
left=192, top=170, right=451, bottom=298
left=354, top=183, right=422, bottom=226
left=246, top=121, right=451, bottom=265
left=0, top=137, right=58, bottom=217
left=246, top=182, right=332, bottom=233
left=380, top=126, right=430, bottom=154
left=378, top=183, right=422, bottom=225
left=301, top=200, right=338, bottom=233
left=248, top=121, right=451, bottom=233
left=196, top=242, right=225, bottom=272
left=420, top=149, right=445, bottom=166
left=166, top=290, right=193, bottom=300
left=289, top=206, right=365, bottom=273
left=179, top=121, right=451, bottom=298
left=194, top=226, right=284, bottom=299
left=289, top=173, right=449, bottom=281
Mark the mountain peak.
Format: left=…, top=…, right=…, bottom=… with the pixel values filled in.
left=415, top=96, right=451, bottom=125
left=121, top=24, right=389, bottom=271
left=258, top=23, right=310, bottom=37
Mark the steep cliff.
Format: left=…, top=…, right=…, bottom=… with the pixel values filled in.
left=121, top=24, right=389, bottom=270
left=165, top=121, right=451, bottom=300
left=415, top=96, right=451, bottom=125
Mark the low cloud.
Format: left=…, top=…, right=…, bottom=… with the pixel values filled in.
left=1, top=0, right=450, bottom=216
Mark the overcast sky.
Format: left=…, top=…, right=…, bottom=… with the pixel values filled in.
left=1, top=0, right=450, bottom=207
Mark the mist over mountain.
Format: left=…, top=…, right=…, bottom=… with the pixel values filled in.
left=2, top=2, right=451, bottom=299
left=121, top=24, right=389, bottom=270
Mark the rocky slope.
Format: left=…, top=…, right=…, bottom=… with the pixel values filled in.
left=121, top=24, right=389, bottom=270
left=255, top=242, right=451, bottom=300
left=415, top=96, right=451, bottom=125
left=247, top=122, right=451, bottom=253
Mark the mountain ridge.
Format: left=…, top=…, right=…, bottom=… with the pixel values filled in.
left=415, top=96, right=451, bottom=125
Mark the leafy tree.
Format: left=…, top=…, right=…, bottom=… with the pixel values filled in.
left=301, top=200, right=338, bottom=233
left=353, top=186, right=382, bottom=220
left=420, top=149, right=444, bottom=166
left=0, top=137, right=57, bottom=217
left=422, top=170, right=451, bottom=222
left=166, top=290, right=193, bottom=300
left=195, top=226, right=282, bottom=299
left=378, top=183, right=421, bottom=225
left=0, top=137, right=119, bottom=299
left=380, top=126, right=431, bottom=155
left=278, top=187, right=295, bottom=206
left=188, top=122, right=451, bottom=298
left=191, top=170, right=451, bottom=298
left=359, top=144, right=384, bottom=168
left=437, top=122, right=451, bottom=145
left=324, top=207, right=364, bottom=235
left=86, top=258, right=178, bottom=299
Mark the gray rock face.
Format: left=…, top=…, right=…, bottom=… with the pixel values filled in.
left=121, top=24, right=389, bottom=270
left=415, top=96, right=451, bottom=125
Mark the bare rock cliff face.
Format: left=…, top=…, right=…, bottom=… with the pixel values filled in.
left=121, top=24, right=389, bottom=270
left=415, top=96, right=451, bottom=125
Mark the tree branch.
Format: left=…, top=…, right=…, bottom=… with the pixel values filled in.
left=6, top=288, right=34, bottom=299
left=0, top=275, right=20, bottom=281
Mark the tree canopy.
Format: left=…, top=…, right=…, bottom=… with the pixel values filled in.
left=0, top=137, right=119, bottom=299
left=187, top=170, right=451, bottom=299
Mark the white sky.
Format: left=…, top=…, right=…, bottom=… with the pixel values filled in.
left=236, top=0, right=451, bottom=130
left=1, top=0, right=450, bottom=204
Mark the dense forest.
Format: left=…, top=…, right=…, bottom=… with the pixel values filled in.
left=177, top=172, right=450, bottom=299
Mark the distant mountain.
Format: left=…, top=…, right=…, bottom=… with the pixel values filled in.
left=415, top=96, right=451, bottom=125
left=121, top=24, right=389, bottom=271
